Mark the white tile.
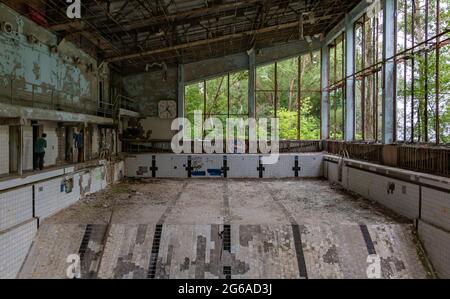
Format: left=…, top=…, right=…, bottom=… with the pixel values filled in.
left=0, top=126, right=9, bottom=175
left=0, top=186, right=33, bottom=231
left=0, top=219, right=37, bottom=279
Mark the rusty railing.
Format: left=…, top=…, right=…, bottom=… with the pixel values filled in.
left=0, top=74, right=113, bottom=117
left=325, top=141, right=383, bottom=163
left=397, top=145, right=450, bottom=177
left=325, top=140, right=450, bottom=177
left=122, top=139, right=324, bottom=154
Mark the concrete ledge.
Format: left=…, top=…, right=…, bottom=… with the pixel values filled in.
left=0, top=168, right=67, bottom=192
left=323, top=154, right=450, bottom=192
left=0, top=160, right=112, bottom=192
left=0, top=103, right=113, bottom=125
left=119, top=108, right=139, bottom=118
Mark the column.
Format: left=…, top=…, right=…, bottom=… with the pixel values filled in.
left=345, top=15, right=355, bottom=141
left=382, top=0, right=396, bottom=144
left=321, top=45, right=329, bottom=140
left=18, top=124, right=23, bottom=175
left=248, top=49, right=256, bottom=118
left=177, top=64, right=185, bottom=119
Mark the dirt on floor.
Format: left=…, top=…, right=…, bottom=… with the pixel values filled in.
left=20, top=178, right=429, bottom=279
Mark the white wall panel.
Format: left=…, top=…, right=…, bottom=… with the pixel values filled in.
left=0, top=219, right=37, bottom=279
left=227, top=155, right=259, bottom=178
left=346, top=167, right=420, bottom=219
left=264, top=155, right=296, bottom=178
left=0, top=126, right=9, bottom=175
left=418, top=220, right=450, bottom=279
left=296, top=154, right=323, bottom=177
left=22, top=126, right=33, bottom=171
left=34, top=175, right=80, bottom=220
left=0, top=186, right=33, bottom=231
left=125, top=154, right=323, bottom=179
left=421, top=188, right=450, bottom=232
left=325, top=161, right=339, bottom=183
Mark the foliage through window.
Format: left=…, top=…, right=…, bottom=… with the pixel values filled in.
left=396, top=0, right=450, bottom=144
left=328, top=34, right=346, bottom=140
left=354, top=5, right=384, bottom=142
left=256, top=51, right=321, bottom=140
left=185, top=71, right=248, bottom=139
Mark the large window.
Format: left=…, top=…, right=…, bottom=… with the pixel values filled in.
left=185, top=71, right=248, bottom=138
left=396, top=0, right=450, bottom=144
left=328, top=34, right=346, bottom=140
left=300, top=53, right=322, bottom=140
left=354, top=6, right=384, bottom=142
left=255, top=51, right=321, bottom=140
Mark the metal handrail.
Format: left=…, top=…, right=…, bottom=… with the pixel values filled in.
left=0, top=74, right=112, bottom=117
left=114, top=94, right=138, bottom=112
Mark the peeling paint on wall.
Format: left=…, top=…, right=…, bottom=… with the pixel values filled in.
left=0, top=3, right=98, bottom=106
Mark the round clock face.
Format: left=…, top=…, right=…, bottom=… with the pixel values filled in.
left=158, top=100, right=177, bottom=119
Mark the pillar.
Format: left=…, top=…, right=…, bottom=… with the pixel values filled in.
left=321, top=45, right=329, bottom=140
left=18, top=124, right=23, bottom=175
left=248, top=49, right=256, bottom=118
left=345, top=15, right=355, bottom=141
left=177, top=64, right=185, bottom=119
left=83, top=122, right=88, bottom=162
left=382, top=0, right=396, bottom=144
left=55, top=124, right=66, bottom=165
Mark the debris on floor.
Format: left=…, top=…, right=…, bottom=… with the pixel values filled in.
left=19, top=179, right=427, bottom=279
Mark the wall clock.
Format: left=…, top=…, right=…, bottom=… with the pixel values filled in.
left=158, top=100, right=177, bottom=119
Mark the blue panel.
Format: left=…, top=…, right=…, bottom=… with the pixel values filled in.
left=207, top=169, right=222, bottom=176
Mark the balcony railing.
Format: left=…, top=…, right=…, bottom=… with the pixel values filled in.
left=397, top=144, right=450, bottom=177
left=115, top=95, right=138, bottom=112
left=0, top=74, right=113, bottom=117
left=325, top=140, right=450, bottom=178
left=325, top=141, right=383, bottom=163
left=121, top=139, right=323, bottom=154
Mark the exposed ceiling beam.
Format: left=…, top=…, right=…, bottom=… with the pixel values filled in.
left=123, top=0, right=261, bottom=28
left=50, top=0, right=261, bottom=33
left=3, top=0, right=362, bottom=72
left=49, top=20, right=117, bottom=52
left=49, top=20, right=86, bottom=31
left=106, top=19, right=313, bottom=63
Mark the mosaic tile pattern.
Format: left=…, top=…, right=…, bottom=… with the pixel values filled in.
left=19, top=179, right=428, bottom=279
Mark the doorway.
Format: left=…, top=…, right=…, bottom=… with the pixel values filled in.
left=31, top=123, right=42, bottom=170
left=8, top=126, right=20, bottom=174
left=65, top=126, right=74, bottom=163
